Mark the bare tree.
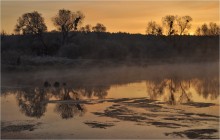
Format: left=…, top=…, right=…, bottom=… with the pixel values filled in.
left=177, top=16, right=193, bottom=35
left=92, top=23, right=106, bottom=32
left=146, top=21, right=163, bottom=35
left=52, top=9, right=85, bottom=44
left=162, top=15, right=176, bottom=35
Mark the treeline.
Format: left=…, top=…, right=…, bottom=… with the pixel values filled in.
left=1, top=9, right=219, bottom=65
left=1, top=9, right=220, bottom=38
left=146, top=15, right=220, bottom=36
left=1, top=32, right=219, bottom=64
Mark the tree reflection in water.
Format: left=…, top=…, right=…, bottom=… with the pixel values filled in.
left=146, top=77, right=218, bottom=105
left=78, top=86, right=109, bottom=99
left=193, top=77, right=219, bottom=100
left=16, top=88, right=50, bottom=118
left=53, top=86, right=86, bottom=119
left=12, top=82, right=110, bottom=119
left=2, top=76, right=218, bottom=118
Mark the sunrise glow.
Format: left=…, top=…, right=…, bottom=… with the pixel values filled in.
left=1, top=0, right=219, bottom=34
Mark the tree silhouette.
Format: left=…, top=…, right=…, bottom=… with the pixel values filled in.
left=146, top=21, right=163, bottom=35
left=208, top=22, right=220, bottom=35
left=92, top=23, right=107, bottom=32
left=14, top=11, right=47, bottom=35
left=80, top=24, right=92, bottom=33
left=195, top=22, right=219, bottom=36
left=177, top=16, right=192, bottom=35
left=1, top=30, right=7, bottom=40
left=52, top=9, right=85, bottom=44
left=201, top=24, right=209, bottom=35
left=14, top=11, right=48, bottom=54
left=195, top=27, right=202, bottom=36
left=1, top=30, right=7, bottom=36
left=162, top=15, right=176, bottom=35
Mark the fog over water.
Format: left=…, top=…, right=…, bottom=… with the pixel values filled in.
left=1, top=62, right=219, bottom=139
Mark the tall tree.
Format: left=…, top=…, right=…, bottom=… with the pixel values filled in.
left=14, top=11, right=48, bottom=55
left=177, top=16, right=193, bottom=35
left=162, top=15, right=176, bottom=35
left=92, top=23, right=106, bottom=32
left=52, top=9, right=85, bottom=44
left=14, top=11, right=47, bottom=35
left=146, top=21, right=163, bottom=35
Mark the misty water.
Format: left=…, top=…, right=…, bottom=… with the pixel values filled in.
left=1, top=62, right=219, bottom=139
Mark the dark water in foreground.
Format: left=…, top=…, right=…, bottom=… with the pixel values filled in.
left=1, top=62, right=219, bottom=139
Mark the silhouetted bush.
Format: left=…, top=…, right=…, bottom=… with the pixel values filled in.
left=47, top=41, right=61, bottom=55
left=58, top=43, right=81, bottom=59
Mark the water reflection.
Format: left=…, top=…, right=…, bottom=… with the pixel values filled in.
left=146, top=77, right=219, bottom=105
left=78, top=86, right=109, bottom=99
left=1, top=76, right=219, bottom=119
left=2, top=82, right=110, bottom=119
left=52, top=86, right=86, bottom=119
left=193, top=78, right=219, bottom=100
left=16, top=88, right=50, bottom=118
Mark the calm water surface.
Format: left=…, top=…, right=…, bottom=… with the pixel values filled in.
left=1, top=63, right=219, bottom=139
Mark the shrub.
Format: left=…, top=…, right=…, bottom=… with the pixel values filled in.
left=58, top=43, right=80, bottom=59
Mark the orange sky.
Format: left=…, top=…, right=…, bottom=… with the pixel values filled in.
left=1, top=0, right=219, bottom=34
